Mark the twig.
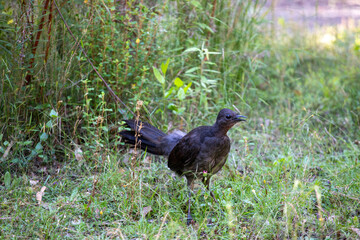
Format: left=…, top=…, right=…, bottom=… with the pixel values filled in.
left=54, top=0, right=134, bottom=116
left=44, top=0, right=54, bottom=62
left=25, top=0, right=50, bottom=85
left=1, top=140, right=14, bottom=161
left=206, top=0, right=217, bottom=47
left=155, top=212, right=169, bottom=240
left=324, top=127, right=337, bottom=144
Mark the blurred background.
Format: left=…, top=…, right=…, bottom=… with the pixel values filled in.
left=266, top=0, right=360, bottom=28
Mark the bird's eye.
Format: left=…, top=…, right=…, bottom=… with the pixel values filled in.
left=226, top=114, right=231, bottom=119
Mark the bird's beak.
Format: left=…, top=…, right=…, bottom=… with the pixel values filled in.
left=235, top=115, right=247, bottom=122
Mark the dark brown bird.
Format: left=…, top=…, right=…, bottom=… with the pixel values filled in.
left=120, top=108, right=246, bottom=224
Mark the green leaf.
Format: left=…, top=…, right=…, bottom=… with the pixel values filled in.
left=195, top=22, right=214, bottom=33
left=174, top=77, right=184, bottom=88
left=177, top=107, right=185, bottom=115
left=164, top=87, right=174, bottom=98
left=185, top=67, right=200, bottom=74
left=167, top=103, right=178, bottom=112
left=183, top=47, right=200, bottom=53
left=153, top=67, right=164, bottom=84
left=161, top=58, right=170, bottom=76
left=46, top=120, right=53, bottom=128
left=35, top=143, right=43, bottom=152
left=70, top=187, right=79, bottom=201
left=50, top=109, right=58, bottom=118
left=203, top=69, right=220, bottom=74
left=40, top=132, right=48, bottom=142
left=18, top=140, right=32, bottom=146
left=155, top=109, right=163, bottom=114
left=4, top=171, right=11, bottom=188
left=184, top=82, right=192, bottom=93
left=23, top=141, right=33, bottom=146
left=177, top=88, right=185, bottom=100
left=190, top=0, right=202, bottom=9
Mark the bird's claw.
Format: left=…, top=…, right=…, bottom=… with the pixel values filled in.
left=187, top=217, right=195, bottom=226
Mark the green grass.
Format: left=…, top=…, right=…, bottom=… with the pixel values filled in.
left=1, top=1, right=360, bottom=238
left=1, top=110, right=359, bottom=238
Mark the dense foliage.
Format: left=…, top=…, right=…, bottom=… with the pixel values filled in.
left=0, top=0, right=359, bottom=239
left=0, top=0, right=264, bottom=170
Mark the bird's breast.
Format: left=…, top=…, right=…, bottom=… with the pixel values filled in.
left=196, top=136, right=230, bottom=173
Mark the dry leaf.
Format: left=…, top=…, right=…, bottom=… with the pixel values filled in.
left=74, top=146, right=84, bottom=162
left=29, top=180, right=39, bottom=186
left=36, top=186, right=47, bottom=204
left=351, top=228, right=360, bottom=237
left=72, top=219, right=81, bottom=225
left=142, top=206, right=152, bottom=217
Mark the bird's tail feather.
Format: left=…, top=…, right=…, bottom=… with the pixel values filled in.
left=120, top=120, right=167, bottom=155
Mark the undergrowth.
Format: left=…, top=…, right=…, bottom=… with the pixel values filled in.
left=1, top=0, right=360, bottom=239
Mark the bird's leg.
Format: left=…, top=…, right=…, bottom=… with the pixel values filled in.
left=186, top=177, right=194, bottom=225
left=203, top=177, right=225, bottom=216
left=203, top=176, right=218, bottom=203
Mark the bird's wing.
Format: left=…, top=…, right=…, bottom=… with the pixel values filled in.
left=167, top=130, right=202, bottom=173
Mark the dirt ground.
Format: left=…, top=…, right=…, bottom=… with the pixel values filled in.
left=264, top=0, right=360, bottom=28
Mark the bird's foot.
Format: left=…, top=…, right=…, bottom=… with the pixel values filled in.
left=187, top=217, right=195, bottom=226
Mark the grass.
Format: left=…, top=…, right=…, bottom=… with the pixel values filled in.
left=1, top=1, right=360, bottom=239
left=1, top=105, right=359, bottom=238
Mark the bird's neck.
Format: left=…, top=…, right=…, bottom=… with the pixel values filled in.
left=212, top=123, right=230, bottom=136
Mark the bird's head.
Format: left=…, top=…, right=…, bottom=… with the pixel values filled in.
left=215, top=108, right=246, bottom=132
